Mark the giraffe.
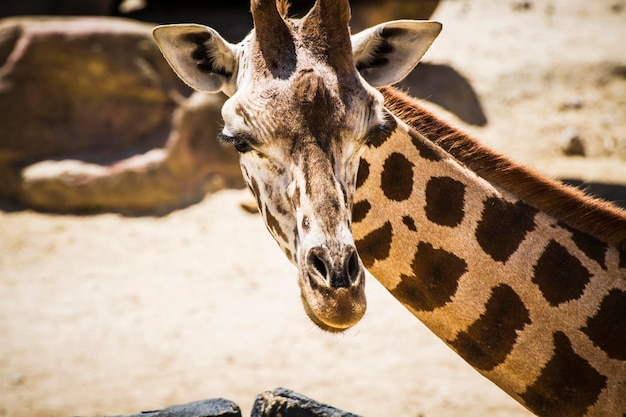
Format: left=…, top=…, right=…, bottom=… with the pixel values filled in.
left=152, top=1, right=626, bottom=415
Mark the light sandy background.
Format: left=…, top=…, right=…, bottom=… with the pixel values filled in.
left=2, top=1, right=625, bottom=416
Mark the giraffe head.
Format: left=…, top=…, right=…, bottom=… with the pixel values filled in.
left=153, top=0, right=441, bottom=332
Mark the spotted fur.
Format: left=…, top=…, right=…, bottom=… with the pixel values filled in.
left=379, top=86, right=626, bottom=251
left=353, top=86, right=626, bottom=416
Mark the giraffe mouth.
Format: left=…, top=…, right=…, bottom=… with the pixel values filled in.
left=300, top=291, right=364, bottom=333
left=298, top=250, right=367, bottom=332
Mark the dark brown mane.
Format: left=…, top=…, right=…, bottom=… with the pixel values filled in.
left=379, top=86, right=626, bottom=250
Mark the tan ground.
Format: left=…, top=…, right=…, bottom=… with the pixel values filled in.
left=1, top=1, right=625, bottom=416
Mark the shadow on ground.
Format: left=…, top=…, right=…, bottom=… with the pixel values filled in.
left=562, top=179, right=626, bottom=209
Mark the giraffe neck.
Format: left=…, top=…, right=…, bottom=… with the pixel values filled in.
left=378, top=86, right=626, bottom=250
left=353, top=86, right=626, bottom=417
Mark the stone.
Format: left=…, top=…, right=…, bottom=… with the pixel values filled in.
left=19, top=92, right=244, bottom=215
left=92, top=398, right=242, bottom=417
left=0, top=16, right=244, bottom=214
left=251, top=387, right=362, bottom=417
left=560, top=127, right=586, bottom=156
left=0, top=16, right=189, bottom=166
left=0, top=0, right=116, bottom=18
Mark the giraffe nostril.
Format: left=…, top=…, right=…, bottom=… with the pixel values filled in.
left=311, top=251, right=329, bottom=282
left=346, top=247, right=361, bottom=284
left=307, top=245, right=361, bottom=288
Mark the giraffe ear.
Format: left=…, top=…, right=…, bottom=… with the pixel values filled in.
left=351, top=20, right=442, bottom=87
left=153, top=24, right=238, bottom=94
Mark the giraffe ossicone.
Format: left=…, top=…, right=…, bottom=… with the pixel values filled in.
left=154, top=1, right=626, bottom=415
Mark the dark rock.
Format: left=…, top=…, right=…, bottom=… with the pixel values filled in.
left=89, top=398, right=242, bottom=417
left=251, top=387, right=362, bottom=417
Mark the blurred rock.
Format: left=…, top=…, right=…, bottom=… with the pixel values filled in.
left=19, top=92, right=244, bottom=215
left=512, top=1, right=532, bottom=11
left=349, top=0, right=440, bottom=32
left=559, top=96, right=585, bottom=111
left=0, top=0, right=116, bottom=18
left=560, top=127, right=586, bottom=156
left=0, top=17, right=191, bottom=166
left=0, top=16, right=244, bottom=214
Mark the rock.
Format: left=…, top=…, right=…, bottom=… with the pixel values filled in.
left=0, top=16, right=190, bottom=164
left=0, top=16, right=245, bottom=214
left=0, top=16, right=190, bottom=197
left=349, top=0, right=440, bottom=32
left=560, top=127, right=586, bottom=156
left=559, top=96, right=585, bottom=111
left=94, top=398, right=242, bottom=417
left=251, top=388, right=362, bottom=417
left=19, top=92, right=244, bottom=215
left=80, top=389, right=362, bottom=417
left=239, top=199, right=260, bottom=214
left=512, top=1, right=532, bottom=11
left=0, top=0, right=116, bottom=18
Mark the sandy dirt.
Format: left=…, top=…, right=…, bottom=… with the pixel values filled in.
left=1, top=1, right=625, bottom=417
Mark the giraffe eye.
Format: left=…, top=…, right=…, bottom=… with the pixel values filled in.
left=218, top=131, right=253, bottom=153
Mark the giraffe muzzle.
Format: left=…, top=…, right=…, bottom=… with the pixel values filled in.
left=299, top=244, right=367, bottom=332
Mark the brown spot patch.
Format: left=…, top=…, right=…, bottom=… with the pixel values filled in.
left=265, top=207, right=289, bottom=243
left=532, top=240, right=591, bottom=306
left=409, top=129, right=442, bottom=161
left=292, top=185, right=301, bottom=208
left=356, top=159, right=370, bottom=189
left=248, top=176, right=263, bottom=213
left=402, top=215, right=417, bottom=232
left=571, top=229, right=608, bottom=270
left=450, top=284, right=531, bottom=372
left=355, top=221, right=393, bottom=269
left=285, top=248, right=295, bottom=264
left=352, top=200, right=371, bottom=223
left=392, top=242, right=467, bottom=312
left=559, top=223, right=608, bottom=270
left=583, top=289, right=626, bottom=360
left=520, top=332, right=606, bottom=417
left=475, top=197, right=537, bottom=263
left=424, top=176, right=466, bottom=227
left=381, top=152, right=414, bottom=202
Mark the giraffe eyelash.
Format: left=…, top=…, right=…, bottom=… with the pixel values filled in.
left=364, top=116, right=396, bottom=147
left=218, top=131, right=255, bottom=153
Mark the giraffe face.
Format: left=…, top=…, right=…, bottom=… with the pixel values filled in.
left=222, top=65, right=388, bottom=331
left=153, top=0, right=441, bottom=331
